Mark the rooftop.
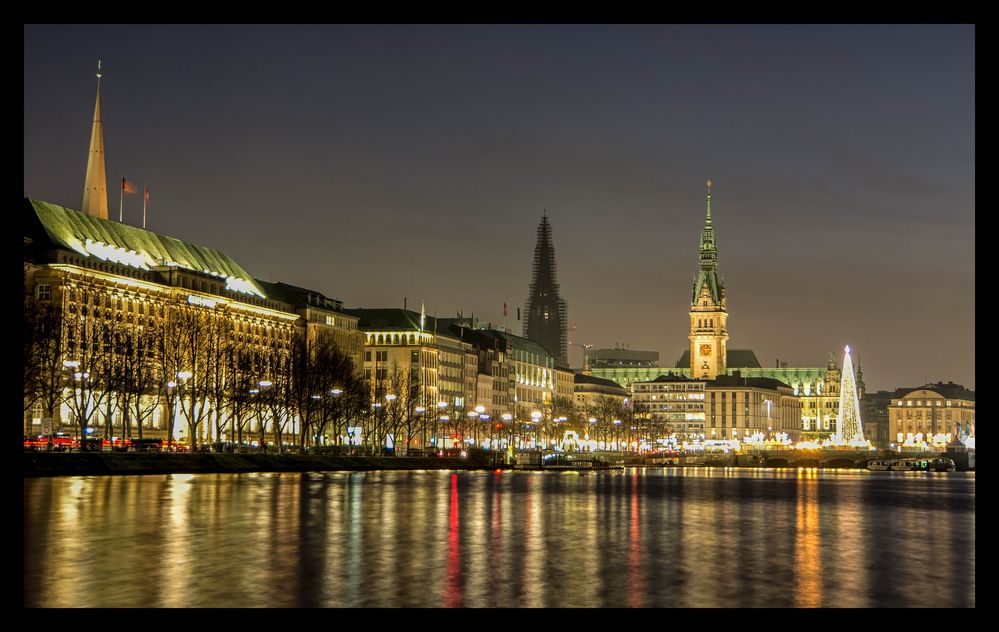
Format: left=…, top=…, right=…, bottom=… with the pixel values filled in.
left=674, top=348, right=762, bottom=369
left=26, top=198, right=266, bottom=297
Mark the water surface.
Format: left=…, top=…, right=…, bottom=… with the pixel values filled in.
left=24, top=468, right=975, bottom=607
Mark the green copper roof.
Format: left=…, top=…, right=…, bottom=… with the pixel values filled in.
left=344, top=308, right=439, bottom=332
left=675, top=349, right=762, bottom=369
left=691, top=186, right=724, bottom=306
left=27, top=198, right=266, bottom=296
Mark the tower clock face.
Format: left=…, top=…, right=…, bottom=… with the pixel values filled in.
left=700, top=344, right=712, bottom=357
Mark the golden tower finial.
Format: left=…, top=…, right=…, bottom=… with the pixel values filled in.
left=97, top=59, right=102, bottom=79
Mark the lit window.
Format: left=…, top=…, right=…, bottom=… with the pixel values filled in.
left=37, top=284, right=51, bottom=301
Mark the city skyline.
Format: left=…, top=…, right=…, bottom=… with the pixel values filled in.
left=23, top=24, right=975, bottom=391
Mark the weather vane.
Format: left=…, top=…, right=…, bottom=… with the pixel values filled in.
left=97, top=59, right=102, bottom=79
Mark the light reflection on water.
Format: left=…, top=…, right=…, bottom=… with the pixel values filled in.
left=24, top=468, right=975, bottom=608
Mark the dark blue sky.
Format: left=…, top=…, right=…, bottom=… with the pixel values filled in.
left=23, top=25, right=975, bottom=391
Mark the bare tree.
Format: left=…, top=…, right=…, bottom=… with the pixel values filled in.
left=63, top=294, right=115, bottom=442
left=25, top=298, right=68, bottom=434
left=155, top=304, right=186, bottom=450
left=119, top=326, right=161, bottom=440
left=175, top=304, right=218, bottom=450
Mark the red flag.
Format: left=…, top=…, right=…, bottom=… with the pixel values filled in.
left=504, top=302, right=508, bottom=317
left=122, top=177, right=137, bottom=195
left=144, top=185, right=151, bottom=203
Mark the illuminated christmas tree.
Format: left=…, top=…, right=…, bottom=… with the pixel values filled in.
left=836, top=345, right=865, bottom=441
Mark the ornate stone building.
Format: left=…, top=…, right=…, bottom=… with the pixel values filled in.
left=589, top=180, right=861, bottom=435
left=688, top=180, right=729, bottom=380
left=889, top=382, right=975, bottom=444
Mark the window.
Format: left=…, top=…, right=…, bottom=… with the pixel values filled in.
left=365, top=351, right=371, bottom=362
left=376, top=351, right=388, bottom=362
left=38, top=284, right=51, bottom=301
left=411, top=350, right=420, bottom=363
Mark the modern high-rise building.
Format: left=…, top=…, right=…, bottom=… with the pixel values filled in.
left=523, top=214, right=568, bottom=367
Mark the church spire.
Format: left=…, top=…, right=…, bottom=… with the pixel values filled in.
left=700, top=178, right=716, bottom=255
left=81, top=60, right=109, bottom=220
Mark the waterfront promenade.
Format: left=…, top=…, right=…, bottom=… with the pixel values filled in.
left=23, top=447, right=974, bottom=477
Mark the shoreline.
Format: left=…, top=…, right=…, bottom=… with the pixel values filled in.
left=23, top=452, right=487, bottom=478
left=24, top=452, right=975, bottom=477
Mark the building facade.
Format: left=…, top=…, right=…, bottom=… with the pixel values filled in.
left=888, top=382, right=975, bottom=444
left=256, top=280, right=364, bottom=373
left=631, top=374, right=706, bottom=438
left=24, top=198, right=300, bottom=444
left=573, top=373, right=629, bottom=419
left=705, top=374, right=802, bottom=442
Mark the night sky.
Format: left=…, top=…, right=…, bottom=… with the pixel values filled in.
left=23, top=25, right=975, bottom=392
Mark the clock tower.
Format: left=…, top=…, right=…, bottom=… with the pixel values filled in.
left=688, top=179, right=728, bottom=380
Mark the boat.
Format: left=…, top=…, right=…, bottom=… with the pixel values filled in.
left=867, top=459, right=892, bottom=471
left=890, top=459, right=930, bottom=471
left=930, top=457, right=956, bottom=472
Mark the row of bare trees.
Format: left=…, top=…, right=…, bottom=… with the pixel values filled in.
left=24, top=292, right=367, bottom=451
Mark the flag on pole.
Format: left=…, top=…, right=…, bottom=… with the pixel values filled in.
left=504, top=302, right=508, bottom=317
left=420, top=300, right=426, bottom=332
left=120, top=176, right=137, bottom=222
left=517, top=307, right=521, bottom=321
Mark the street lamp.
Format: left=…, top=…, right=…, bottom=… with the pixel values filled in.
left=467, top=410, right=478, bottom=448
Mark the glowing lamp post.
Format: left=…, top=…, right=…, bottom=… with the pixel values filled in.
left=531, top=411, right=542, bottom=449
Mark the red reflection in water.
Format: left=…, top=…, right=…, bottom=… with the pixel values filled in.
left=446, top=473, right=462, bottom=607
left=629, top=471, right=643, bottom=608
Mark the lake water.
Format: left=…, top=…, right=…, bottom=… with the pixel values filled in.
left=23, top=468, right=975, bottom=608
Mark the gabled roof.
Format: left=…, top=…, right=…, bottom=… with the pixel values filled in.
left=26, top=198, right=265, bottom=296
left=674, top=348, right=761, bottom=369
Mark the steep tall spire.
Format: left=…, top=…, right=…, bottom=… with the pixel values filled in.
left=699, top=178, right=716, bottom=258
left=687, top=179, right=729, bottom=379
left=81, top=60, right=109, bottom=220
left=524, top=214, right=568, bottom=367
left=692, top=178, right=723, bottom=305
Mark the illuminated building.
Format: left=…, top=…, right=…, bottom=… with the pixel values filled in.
left=256, top=280, right=364, bottom=372
left=631, top=374, right=705, bottom=438
left=573, top=373, right=628, bottom=419
left=688, top=179, right=728, bottom=380
left=705, top=374, right=802, bottom=442
left=889, top=382, right=975, bottom=445
left=589, top=180, right=862, bottom=435
left=23, top=198, right=299, bottom=441
left=346, top=308, right=478, bottom=415
left=524, top=214, right=569, bottom=367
